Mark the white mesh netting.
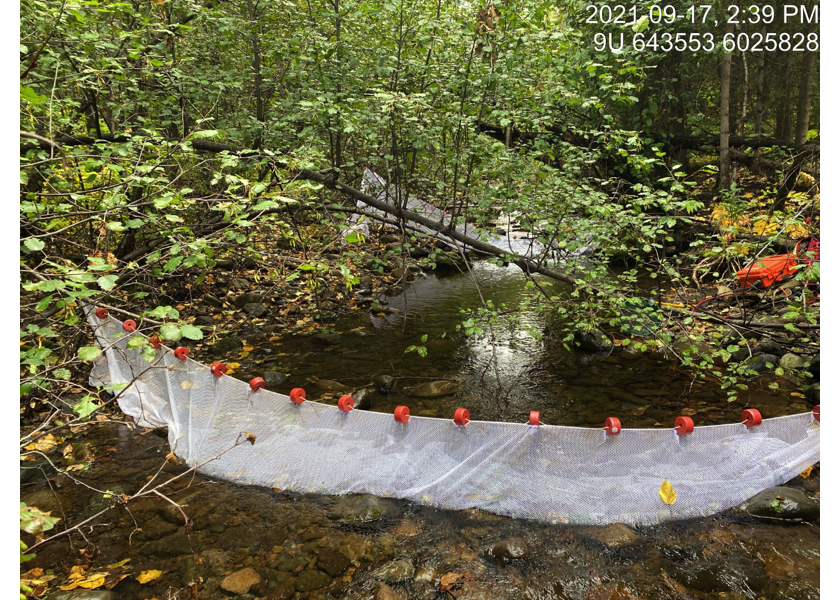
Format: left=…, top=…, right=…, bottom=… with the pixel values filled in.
left=88, top=310, right=820, bottom=526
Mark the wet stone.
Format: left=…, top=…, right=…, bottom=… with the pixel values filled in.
left=734, top=487, right=819, bottom=521
left=408, top=380, right=462, bottom=398
left=268, top=577, right=297, bottom=600
left=487, top=537, right=532, bottom=561
left=805, top=354, right=820, bottom=380
left=300, top=526, right=329, bottom=542
left=313, top=379, right=349, bottom=392
left=137, top=519, right=179, bottom=541
left=234, top=291, right=264, bottom=308
left=374, top=375, right=396, bottom=394
left=295, top=569, right=333, bottom=592
left=757, top=339, right=785, bottom=357
left=138, top=532, right=193, bottom=557
left=573, top=329, right=612, bottom=352
left=21, top=489, right=72, bottom=516
left=742, top=354, right=779, bottom=373
left=312, top=333, right=342, bottom=345
left=262, top=370, right=287, bottom=388
left=273, top=552, right=312, bottom=572
left=243, top=302, right=268, bottom=318
left=316, top=547, right=351, bottom=577
left=213, top=337, right=242, bottom=354
left=352, top=388, right=374, bottom=410
left=804, top=383, right=820, bottom=405
left=220, top=567, right=261, bottom=595
left=779, top=353, right=805, bottom=370
left=372, top=559, right=415, bottom=582
left=331, top=494, right=394, bottom=523
left=20, top=459, right=57, bottom=484
left=374, top=583, right=405, bottom=600
left=582, top=523, right=638, bottom=548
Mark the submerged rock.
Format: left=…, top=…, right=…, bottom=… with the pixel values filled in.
left=295, top=569, right=332, bottom=592
left=221, top=567, right=261, bottom=595
left=734, top=487, right=819, bottom=521
left=312, top=333, right=342, bottom=345
left=581, top=523, right=638, bottom=548
left=741, top=354, right=779, bottom=373
left=373, top=374, right=396, bottom=394
left=43, top=592, right=117, bottom=600
left=213, top=337, right=242, bottom=354
left=242, top=302, right=268, bottom=318
left=262, top=370, right=287, bottom=387
left=21, top=489, right=72, bottom=516
left=372, top=559, right=415, bottom=582
left=312, top=379, right=349, bottom=392
left=317, top=547, right=351, bottom=577
left=487, top=537, right=532, bottom=561
left=408, top=380, right=462, bottom=398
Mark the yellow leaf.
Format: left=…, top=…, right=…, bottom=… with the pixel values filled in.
left=659, top=480, right=677, bottom=505
left=137, top=570, right=163, bottom=584
left=25, top=434, right=59, bottom=453
left=422, top=494, right=431, bottom=503
left=800, top=466, right=813, bottom=479
left=107, top=558, right=131, bottom=568
left=180, top=380, right=194, bottom=390
left=269, top=336, right=281, bottom=342
left=790, top=392, right=806, bottom=398
left=226, top=362, right=241, bottom=372
left=78, top=574, right=106, bottom=589
left=105, top=574, right=130, bottom=589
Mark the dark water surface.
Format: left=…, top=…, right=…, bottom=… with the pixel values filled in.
left=23, top=262, right=819, bottom=599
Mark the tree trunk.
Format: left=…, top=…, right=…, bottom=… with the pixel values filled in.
left=754, top=26, right=766, bottom=137
left=779, top=56, right=794, bottom=142
left=246, top=0, right=264, bottom=149
left=795, top=43, right=817, bottom=146
left=718, top=23, right=735, bottom=190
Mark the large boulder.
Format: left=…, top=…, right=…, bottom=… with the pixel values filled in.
left=373, top=375, right=396, bottom=394
left=487, top=537, right=532, bottom=561
left=779, top=353, right=805, bottom=370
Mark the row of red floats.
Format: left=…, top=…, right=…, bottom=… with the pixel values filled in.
left=101, top=308, right=822, bottom=432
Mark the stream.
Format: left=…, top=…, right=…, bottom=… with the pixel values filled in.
left=22, top=261, right=819, bottom=600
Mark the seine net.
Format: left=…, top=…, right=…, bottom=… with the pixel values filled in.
left=88, top=310, right=820, bottom=526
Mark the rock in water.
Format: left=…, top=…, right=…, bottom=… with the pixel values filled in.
left=408, top=380, right=462, bottom=398
left=573, top=329, right=612, bottom=352
left=779, top=353, right=805, bottom=370
left=312, top=333, right=342, bottom=345
left=295, top=569, right=332, bottom=592
left=372, top=559, right=415, bottom=582
left=581, top=523, right=638, bottom=548
left=373, top=375, right=396, bottom=394
left=734, top=487, right=819, bottom=521
left=221, top=567, right=261, bottom=595
left=262, top=370, right=287, bottom=387
left=352, top=388, right=374, bottom=410
left=487, top=537, right=532, bottom=561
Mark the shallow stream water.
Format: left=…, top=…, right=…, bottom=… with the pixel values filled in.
left=22, top=262, right=819, bottom=599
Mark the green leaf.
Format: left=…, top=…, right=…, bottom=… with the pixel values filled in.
left=180, top=324, right=203, bottom=340
left=252, top=200, right=279, bottom=211
left=53, top=368, right=71, bottom=380
left=163, top=256, right=183, bottom=273
left=78, top=346, right=102, bottom=362
left=23, top=238, right=45, bottom=252
left=73, top=396, right=99, bottom=418
left=21, top=85, right=48, bottom=105
left=191, top=129, right=219, bottom=139
left=160, top=324, right=182, bottom=341
left=35, top=295, right=53, bottom=312
left=127, top=336, right=147, bottom=349
left=98, top=274, right=119, bottom=291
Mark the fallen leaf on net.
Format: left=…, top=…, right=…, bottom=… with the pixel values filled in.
left=244, top=431, right=257, bottom=445
left=659, top=480, right=677, bottom=505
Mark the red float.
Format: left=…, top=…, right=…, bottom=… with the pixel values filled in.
left=454, top=408, right=470, bottom=427
left=210, top=362, right=226, bottom=378
left=174, top=347, right=189, bottom=360
left=290, top=388, right=306, bottom=404
left=605, top=417, right=621, bottom=435
left=338, top=395, right=354, bottom=413
left=814, top=404, right=820, bottom=422
left=675, top=416, right=694, bottom=435
left=529, top=411, right=541, bottom=426
left=742, top=408, right=762, bottom=428
left=123, top=319, right=137, bottom=332
left=249, top=377, right=265, bottom=392
left=95, top=307, right=109, bottom=319
left=394, top=405, right=410, bottom=424
left=149, top=335, right=162, bottom=349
